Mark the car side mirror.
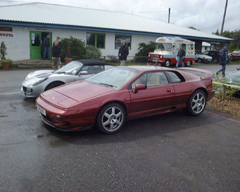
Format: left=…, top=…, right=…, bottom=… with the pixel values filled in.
left=133, top=84, right=147, bottom=93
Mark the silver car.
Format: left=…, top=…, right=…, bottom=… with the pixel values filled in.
left=195, top=52, right=212, bottom=63
left=21, top=59, right=115, bottom=98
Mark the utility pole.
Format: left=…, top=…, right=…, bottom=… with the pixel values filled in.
left=168, top=8, right=171, bottom=23
left=220, top=0, right=228, bottom=35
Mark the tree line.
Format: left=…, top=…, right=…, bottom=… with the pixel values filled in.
left=213, top=29, right=240, bottom=52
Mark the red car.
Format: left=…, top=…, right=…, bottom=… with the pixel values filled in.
left=229, top=51, right=240, bottom=61
left=36, top=66, right=214, bottom=134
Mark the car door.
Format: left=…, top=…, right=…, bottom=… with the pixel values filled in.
left=129, top=71, right=175, bottom=115
left=165, top=71, right=192, bottom=106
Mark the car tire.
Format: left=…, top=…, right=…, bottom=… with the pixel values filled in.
left=213, top=58, right=218, bottom=63
left=197, top=58, right=202, bottom=63
left=96, top=103, right=126, bottom=134
left=186, top=61, right=191, bottom=67
left=45, top=82, right=64, bottom=91
left=187, top=90, right=206, bottom=116
left=165, top=60, right=171, bottom=67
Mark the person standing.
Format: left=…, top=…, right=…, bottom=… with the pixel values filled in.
left=52, top=38, right=61, bottom=70
left=176, top=45, right=186, bottom=68
left=118, top=40, right=129, bottom=66
left=216, top=44, right=228, bottom=77
left=42, top=33, right=50, bottom=60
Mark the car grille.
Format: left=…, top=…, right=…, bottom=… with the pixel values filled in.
left=151, top=55, right=159, bottom=59
left=22, top=86, right=27, bottom=92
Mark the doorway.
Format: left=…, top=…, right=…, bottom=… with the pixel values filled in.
left=30, top=31, right=52, bottom=59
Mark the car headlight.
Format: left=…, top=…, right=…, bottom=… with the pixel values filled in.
left=31, top=77, right=48, bottom=86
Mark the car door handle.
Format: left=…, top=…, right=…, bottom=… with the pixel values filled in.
left=166, top=89, right=172, bottom=92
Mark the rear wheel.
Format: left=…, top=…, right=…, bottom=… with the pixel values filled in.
left=165, top=60, right=171, bottom=67
left=96, top=103, right=126, bottom=134
left=45, top=82, right=64, bottom=91
left=187, top=90, right=206, bottom=116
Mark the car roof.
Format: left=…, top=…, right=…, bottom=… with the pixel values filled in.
left=76, top=59, right=115, bottom=66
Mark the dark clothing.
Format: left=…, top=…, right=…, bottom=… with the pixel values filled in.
left=53, top=41, right=62, bottom=49
left=177, top=48, right=186, bottom=57
left=219, top=47, right=228, bottom=65
left=43, top=37, right=50, bottom=48
left=52, top=44, right=61, bottom=57
left=118, top=44, right=129, bottom=60
left=217, top=47, right=228, bottom=76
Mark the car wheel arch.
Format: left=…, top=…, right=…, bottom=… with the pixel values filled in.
left=96, top=101, right=128, bottom=120
left=45, top=81, right=65, bottom=91
left=94, top=101, right=128, bottom=134
left=187, top=88, right=207, bottom=116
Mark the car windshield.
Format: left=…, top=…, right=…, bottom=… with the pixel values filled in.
left=85, top=67, right=141, bottom=89
left=155, top=43, right=172, bottom=51
left=54, top=61, right=83, bottom=75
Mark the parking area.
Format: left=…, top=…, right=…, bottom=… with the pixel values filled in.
left=0, top=65, right=240, bottom=192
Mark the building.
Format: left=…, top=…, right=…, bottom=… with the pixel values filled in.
left=0, top=2, right=232, bottom=61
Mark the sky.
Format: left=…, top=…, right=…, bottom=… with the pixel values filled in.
left=1, top=0, right=239, bottom=35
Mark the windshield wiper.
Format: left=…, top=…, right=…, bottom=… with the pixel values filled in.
left=99, top=83, right=116, bottom=88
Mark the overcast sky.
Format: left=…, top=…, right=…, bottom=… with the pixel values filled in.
left=1, top=0, right=239, bottom=34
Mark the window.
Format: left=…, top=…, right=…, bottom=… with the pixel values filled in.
left=81, top=65, right=105, bottom=75
left=131, top=73, right=147, bottom=89
left=166, top=71, right=184, bottom=83
left=87, top=33, right=105, bottom=48
left=0, top=26, right=12, bottom=32
left=147, top=72, right=168, bottom=87
left=115, top=35, right=131, bottom=49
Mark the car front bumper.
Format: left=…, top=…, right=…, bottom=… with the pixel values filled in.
left=21, top=85, right=43, bottom=98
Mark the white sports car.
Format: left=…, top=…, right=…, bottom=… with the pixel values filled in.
left=21, top=59, right=115, bottom=98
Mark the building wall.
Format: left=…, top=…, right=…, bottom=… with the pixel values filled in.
left=1, top=25, right=159, bottom=61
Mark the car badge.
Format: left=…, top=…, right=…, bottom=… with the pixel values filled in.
left=52, top=97, right=55, bottom=100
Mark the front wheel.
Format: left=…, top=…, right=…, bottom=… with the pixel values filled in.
left=186, top=61, right=191, bottom=67
left=187, top=90, right=206, bottom=116
left=197, top=58, right=202, bottom=63
left=96, top=103, right=126, bottom=134
left=165, top=60, right=171, bottom=67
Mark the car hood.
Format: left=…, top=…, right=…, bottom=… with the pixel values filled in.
left=41, top=81, right=116, bottom=108
left=26, top=70, right=54, bottom=80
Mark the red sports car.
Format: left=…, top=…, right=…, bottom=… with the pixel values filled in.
left=36, top=66, right=214, bottom=134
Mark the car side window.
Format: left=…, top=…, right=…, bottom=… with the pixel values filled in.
left=147, top=72, right=168, bottom=87
left=166, top=71, right=184, bottom=83
left=131, top=73, right=147, bottom=89
left=81, top=65, right=104, bottom=75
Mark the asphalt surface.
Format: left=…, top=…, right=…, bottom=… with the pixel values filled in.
left=0, top=64, right=240, bottom=192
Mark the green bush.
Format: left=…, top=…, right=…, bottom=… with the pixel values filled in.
left=135, top=41, right=155, bottom=57
left=107, top=55, right=118, bottom=63
left=61, top=37, right=86, bottom=60
left=84, top=45, right=101, bottom=59
left=0, top=41, right=7, bottom=60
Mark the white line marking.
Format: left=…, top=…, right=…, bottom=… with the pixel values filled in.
left=0, top=92, right=21, bottom=95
